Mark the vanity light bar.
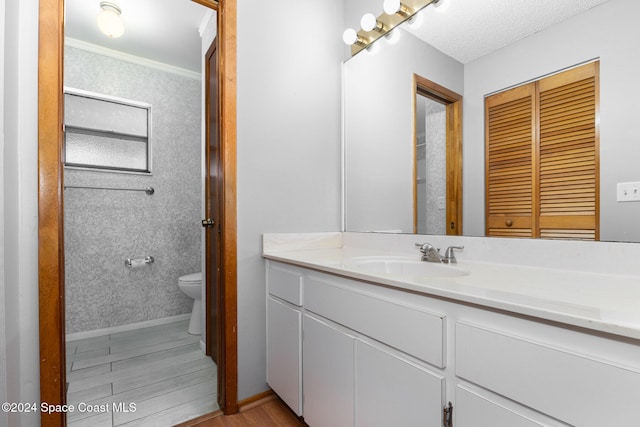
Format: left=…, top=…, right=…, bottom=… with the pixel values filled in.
left=346, top=0, right=439, bottom=57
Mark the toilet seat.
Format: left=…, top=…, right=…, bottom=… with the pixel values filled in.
left=179, top=272, right=202, bottom=284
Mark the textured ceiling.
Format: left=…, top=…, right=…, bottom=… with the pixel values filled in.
left=65, top=0, right=212, bottom=72
left=408, top=0, right=611, bottom=63
left=65, top=0, right=612, bottom=71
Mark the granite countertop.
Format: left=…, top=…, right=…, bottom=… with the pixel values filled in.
left=263, top=245, right=640, bottom=341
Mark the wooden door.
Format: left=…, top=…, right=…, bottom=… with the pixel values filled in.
left=485, top=83, right=537, bottom=237
left=414, top=75, right=463, bottom=235
left=205, top=38, right=222, bottom=366
left=538, top=62, right=599, bottom=240
left=485, top=61, right=599, bottom=240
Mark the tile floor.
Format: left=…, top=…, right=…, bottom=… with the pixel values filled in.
left=66, top=319, right=218, bottom=427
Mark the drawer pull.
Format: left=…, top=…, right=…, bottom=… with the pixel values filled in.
left=505, top=219, right=513, bottom=227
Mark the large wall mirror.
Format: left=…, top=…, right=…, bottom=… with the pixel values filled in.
left=344, top=0, right=640, bottom=242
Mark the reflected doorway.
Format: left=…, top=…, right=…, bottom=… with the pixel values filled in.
left=415, top=95, right=447, bottom=234
left=413, top=74, right=463, bottom=235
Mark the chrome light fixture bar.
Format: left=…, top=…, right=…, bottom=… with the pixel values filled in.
left=344, top=0, right=439, bottom=56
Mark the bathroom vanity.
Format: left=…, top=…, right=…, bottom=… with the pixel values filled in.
left=263, top=232, right=640, bottom=427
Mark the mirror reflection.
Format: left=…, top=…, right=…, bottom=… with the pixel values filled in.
left=344, top=0, right=640, bottom=242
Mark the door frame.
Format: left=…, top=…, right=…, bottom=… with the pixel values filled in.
left=412, top=74, right=463, bottom=235
left=37, top=0, right=238, bottom=425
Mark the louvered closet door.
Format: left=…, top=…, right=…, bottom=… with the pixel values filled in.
left=538, top=62, right=598, bottom=240
left=485, top=83, right=536, bottom=237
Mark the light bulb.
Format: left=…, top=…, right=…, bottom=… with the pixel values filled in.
left=97, top=2, right=124, bottom=38
left=383, top=0, right=401, bottom=15
left=385, top=28, right=401, bottom=44
left=407, top=10, right=424, bottom=29
left=343, top=28, right=358, bottom=45
left=360, top=13, right=378, bottom=32
left=383, top=0, right=411, bottom=17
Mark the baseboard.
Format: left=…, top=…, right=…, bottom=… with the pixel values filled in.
left=173, top=390, right=290, bottom=427
left=238, top=389, right=277, bottom=412
left=65, top=313, right=191, bottom=341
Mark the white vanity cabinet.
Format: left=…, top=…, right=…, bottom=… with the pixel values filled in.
left=302, top=314, right=355, bottom=427
left=266, top=261, right=447, bottom=426
left=266, top=265, right=303, bottom=415
left=354, top=339, right=445, bottom=427
left=455, top=386, right=549, bottom=427
left=265, top=259, right=640, bottom=427
left=455, top=321, right=640, bottom=427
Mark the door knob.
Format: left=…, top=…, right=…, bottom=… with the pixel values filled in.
left=201, top=218, right=215, bottom=228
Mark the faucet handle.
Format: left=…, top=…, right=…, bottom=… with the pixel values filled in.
left=443, top=246, right=464, bottom=264
left=415, top=242, right=433, bottom=253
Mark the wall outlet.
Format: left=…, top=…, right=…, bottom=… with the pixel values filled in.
left=617, top=182, right=640, bottom=202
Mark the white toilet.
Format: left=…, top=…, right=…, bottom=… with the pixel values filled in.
left=178, top=272, right=202, bottom=335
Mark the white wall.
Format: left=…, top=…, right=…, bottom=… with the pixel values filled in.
left=1, top=0, right=7, bottom=423
left=464, top=0, right=640, bottom=241
left=236, top=0, right=344, bottom=399
left=2, top=0, right=41, bottom=425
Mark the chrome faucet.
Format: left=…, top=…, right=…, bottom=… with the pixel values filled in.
left=415, top=243, right=464, bottom=264
left=442, top=246, right=464, bottom=264
left=415, top=242, right=443, bottom=263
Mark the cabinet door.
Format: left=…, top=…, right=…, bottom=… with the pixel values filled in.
left=303, top=314, right=354, bottom=427
left=267, top=297, right=302, bottom=415
left=355, top=340, right=445, bottom=427
left=456, top=386, right=548, bottom=427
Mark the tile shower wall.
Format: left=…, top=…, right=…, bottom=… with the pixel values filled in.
left=64, top=46, right=201, bottom=334
left=416, top=98, right=446, bottom=235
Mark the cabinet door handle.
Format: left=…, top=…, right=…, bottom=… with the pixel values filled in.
left=443, top=402, right=453, bottom=427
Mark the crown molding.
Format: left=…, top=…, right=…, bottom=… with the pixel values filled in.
left=65, top=37, right=202, bottom=80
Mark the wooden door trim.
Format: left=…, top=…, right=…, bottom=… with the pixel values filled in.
left=37, top=0, right=238, bottom=424
left=38, top=1, right=66, bottom=425
left=412, top=74, right=463, bottom=235
left=216, top=0, right=238, bottom=414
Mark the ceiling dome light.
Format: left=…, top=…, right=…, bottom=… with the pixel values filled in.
left=97, top=2, right=124, bottom=38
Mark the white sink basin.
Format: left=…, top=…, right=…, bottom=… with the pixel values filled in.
left=347, top=257, right=469, bottom=278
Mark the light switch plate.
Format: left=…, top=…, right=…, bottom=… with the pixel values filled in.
left=617, top=182, right=640, bottom=202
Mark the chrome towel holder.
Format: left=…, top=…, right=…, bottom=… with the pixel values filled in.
left=64, top=185, right=155, bottom=195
